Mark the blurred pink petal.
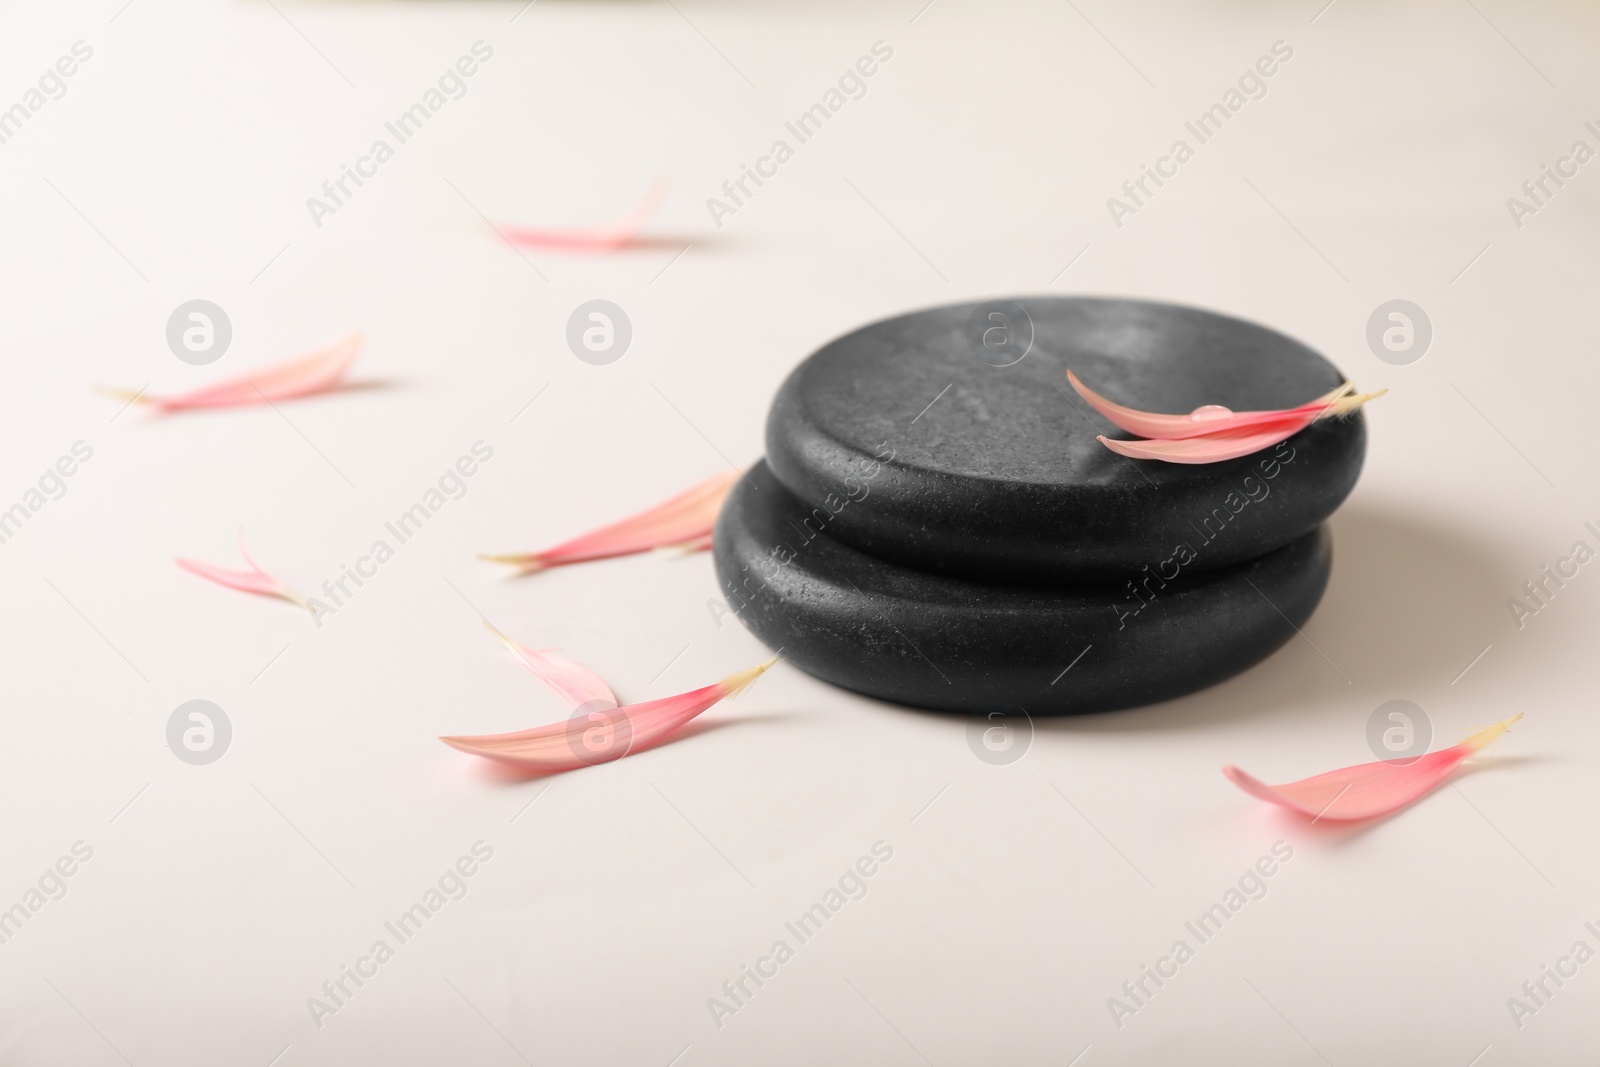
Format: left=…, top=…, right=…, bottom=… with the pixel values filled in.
left=485, top=622, right=617, bottom=710
left=103, top=333, right=362, bottom=413
left=482, top=469, right=738, bottom=574
left=497, top=180, right=666, bottom=252
left=658, top=531, right=716, bottom=555
left=176, top=530, right=308, bottom=610
left=1223, top=714, right=1522, bottom=821
left=441, top=657, right=775, bottom=774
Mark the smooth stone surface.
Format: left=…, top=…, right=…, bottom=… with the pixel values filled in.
left=715, top=462, right=1332, bottom=715
left=766, top=296, right=1364, bottom=584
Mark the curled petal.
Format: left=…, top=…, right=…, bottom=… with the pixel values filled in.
left=1223, top=714, right=1522, bottom=821
left=102, top=333, right=362, bottom=413
left=1068, top=371, right=1379, bottom=440
left=441, top=657, right=776, bottom=773
left=498, top=180, right=666, bottom=252
left=176, top=530, right=309, bottom=610
left=481, top=469, right=739, bottom=574
left=485, top=622, right=617, bottom=711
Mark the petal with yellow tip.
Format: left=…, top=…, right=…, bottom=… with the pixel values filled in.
left=1223, top=715, right=1522, bottom=821
left=442, top=657, right=777, bottom=774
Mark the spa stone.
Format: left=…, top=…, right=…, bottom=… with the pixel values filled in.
left=766, top=297, right=1364, bottom=584
left=715, top=461, right=1331, bottom=715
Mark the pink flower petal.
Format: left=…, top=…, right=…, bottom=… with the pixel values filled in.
left=1096, top=417, right=1311, bottom=464
left=1223, top=714, right=1522, bottom=821
left=441, top=657, right=776, bottom=773
left=104, top=333, right=362, bottom=413
left=485, top=623, right=618, bottom=711
left=1068, top=371, right=1370, bottom=440
left=176, top=530, right=309, bottom=610
left=481, top=469, right=739, bottom=574
left=497, top=180, right=666, bottom=252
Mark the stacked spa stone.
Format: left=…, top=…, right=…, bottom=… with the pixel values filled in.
left=714, top=298, right=1364, bottom=714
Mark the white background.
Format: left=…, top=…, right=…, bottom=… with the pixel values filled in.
left=0, top=0, right=1596, bottom=1064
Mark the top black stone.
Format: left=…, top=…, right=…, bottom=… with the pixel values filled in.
left=765, top=297, right=1366, bottom=584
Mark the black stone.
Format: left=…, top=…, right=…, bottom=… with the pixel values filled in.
left=766, top=297, right=1364, bottom=584
left=715, top=462, right=1332, bottom=715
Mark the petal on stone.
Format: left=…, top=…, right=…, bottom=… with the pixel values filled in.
left=1068, top=370, right=1374, bottom=440
left=1096, top=419, right=1310, bottom=464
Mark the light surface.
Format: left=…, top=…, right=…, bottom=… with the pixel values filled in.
left=0, top=1, right=1594, bottom=1064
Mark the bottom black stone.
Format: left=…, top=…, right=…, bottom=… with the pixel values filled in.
left=714, top=461, right=1332, bottom=715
